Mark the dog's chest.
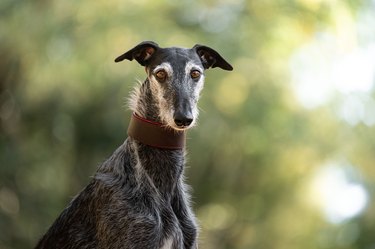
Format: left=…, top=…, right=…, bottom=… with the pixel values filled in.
left=130, top=143, right=187, bottom=248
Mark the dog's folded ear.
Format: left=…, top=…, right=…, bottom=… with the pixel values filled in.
left=115, top=41, right=159, bottom=66
left=193, top=45, right=233, bottom=71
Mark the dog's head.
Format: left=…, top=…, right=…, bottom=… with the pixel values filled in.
left=115, top=41, right=233, bottom=130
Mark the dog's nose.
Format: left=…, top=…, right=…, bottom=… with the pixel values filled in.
left=174, top=118, right=193, bottom=127
left=174, top=113, right=193, bottom=128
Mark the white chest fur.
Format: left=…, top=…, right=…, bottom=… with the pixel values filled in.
left=160, top=237, right=173, bottom=249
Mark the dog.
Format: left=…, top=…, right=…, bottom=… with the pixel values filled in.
left=35, top=41, right=233, bottom=249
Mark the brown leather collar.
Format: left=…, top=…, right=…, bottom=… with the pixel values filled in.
left=127, top=113, right=186, bottom=150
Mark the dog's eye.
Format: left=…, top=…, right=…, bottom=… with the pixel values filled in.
left=190, top=70, right=201, bottom=79
left=155, top=70, right=167, bottom=82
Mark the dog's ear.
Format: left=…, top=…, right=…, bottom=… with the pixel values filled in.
left=193, top=45, right=233, bottom=71
left=115, top=41, right=159, bottom=66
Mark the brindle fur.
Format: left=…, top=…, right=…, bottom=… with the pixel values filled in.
left=35, top=41, right=232, bottom=249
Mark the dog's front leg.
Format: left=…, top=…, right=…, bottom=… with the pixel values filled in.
left=172, top=182, right=198, bottom=249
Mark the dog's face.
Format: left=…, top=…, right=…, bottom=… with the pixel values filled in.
left=144, top=48, right=207, bottom=130
left=115, top=41, right=233, bottom=130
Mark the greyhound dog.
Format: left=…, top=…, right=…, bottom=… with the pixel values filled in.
left=35, top=41, right=233, bottom=249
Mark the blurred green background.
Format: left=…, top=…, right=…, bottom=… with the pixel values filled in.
left=1, top=0, right=375, bottom=248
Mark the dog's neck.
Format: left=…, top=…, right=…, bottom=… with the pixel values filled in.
left=127, top=78, right=185, bottom=198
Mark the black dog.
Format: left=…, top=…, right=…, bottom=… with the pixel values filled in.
left=35, top=41, right=232, bottom=249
